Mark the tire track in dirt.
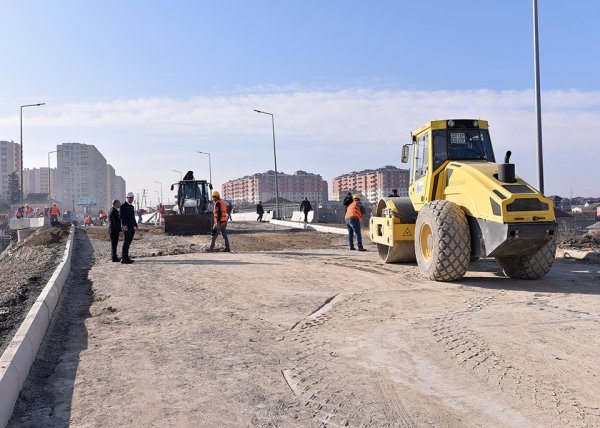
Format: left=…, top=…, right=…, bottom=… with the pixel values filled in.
left=282, top=292, right=417, bottom=427
left=429, top=295, right=600, bottom=427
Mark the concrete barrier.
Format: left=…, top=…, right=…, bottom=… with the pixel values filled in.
left=9, top=218, right=48, bottom=230
left=228, top=212, right=274, bottom=222
left=0, top=225, right=75, bottom=427
left=270, top=219, right=348, bottom=235
left=17, top=229, right=36, bottom=242
left=290, top=211, right=314, bottom=223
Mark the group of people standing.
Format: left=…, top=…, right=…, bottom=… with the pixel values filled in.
left=15, top=203, right=61, bottom=226
left=107, top=192, right=138, bottom=264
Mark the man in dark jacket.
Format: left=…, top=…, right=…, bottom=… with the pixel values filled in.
left=119, top=192, right=138, bottom=264
left=300, top=197, right=312, bottom=223
left=388, top=189, right=399, bottom=197
left=108, top=199, right=122, bottom=262
left=256, top=201, right=264, bottom=222
left=343, top=192, right=353, bottom=207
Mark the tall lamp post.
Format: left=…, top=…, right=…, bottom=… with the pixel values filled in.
left=47, top=150, right=62, bottom=204
left=254, top=109, right=280, bottom=219
left=196, top=151, right=212, bottom=185
left=172, top=169, right=182, bottom=180
left=20, top=102, right=45, bottom=203
left=155, top=181, right=163, bottom=203
left=533, top=0, right=544, bottom=194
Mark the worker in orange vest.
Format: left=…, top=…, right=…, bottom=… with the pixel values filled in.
left=50, top=203, right=61, bottom=226
left=209, top=191, right=230, bottom=252
left=345, top=194, right=367, bottom=251
left=84, top=215, right=92, bottom=226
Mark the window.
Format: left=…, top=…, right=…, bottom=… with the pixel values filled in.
left=433, top=129, right=495, bottom=166
left=414, top=133, right=429, bottom=180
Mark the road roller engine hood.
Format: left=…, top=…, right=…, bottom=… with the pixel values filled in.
left=441, top=157, right=555, bottom=224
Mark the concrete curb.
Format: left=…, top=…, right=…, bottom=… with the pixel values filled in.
left=270, top=219, right=348, bottom=235
left=557, top=248, right=600, bottom=263
left=0, top=225, right=75, bottom=427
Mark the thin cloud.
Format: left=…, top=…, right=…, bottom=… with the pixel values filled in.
left=0, top=88, right=598, bottom=197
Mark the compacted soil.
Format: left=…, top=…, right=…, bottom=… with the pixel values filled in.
left=7, top=222, right=600, bottom=427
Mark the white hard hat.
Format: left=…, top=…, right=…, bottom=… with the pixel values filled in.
left=126, top=192, right=134, bottom=198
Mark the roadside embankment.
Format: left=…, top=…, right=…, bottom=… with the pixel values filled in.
left=0, top=225, right=74, bottom=427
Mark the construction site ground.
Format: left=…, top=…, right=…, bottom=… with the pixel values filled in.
left=5, top=221, right=600, bottom=427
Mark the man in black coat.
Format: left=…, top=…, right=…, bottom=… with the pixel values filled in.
left=343, top=192, right=353, bottom=207
left=300, top=197, right=312, bottom=223
left=119, top=192, right=138, bottom=264
left=108, top=199, right=122, bottom=262
left=256, top=201, right=264, bottom=222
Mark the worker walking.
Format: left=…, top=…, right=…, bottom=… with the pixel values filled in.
left=300, top=197, right=312, bottom=223
left=120, top=192, right=138, bottom=264
left=49, top=203, right=61, bottom=226
left=226, top=202, right=234, bottom=221
left=256, top=201, right=264, bottom=222
left=209, top=191, right=230, bottom=252
left=345, top=194, right=367, bottom=251
left=108, top=199, right=122, bottom=262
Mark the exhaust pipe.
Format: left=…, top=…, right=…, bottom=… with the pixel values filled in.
left=498, top=151, right=516, bottom=183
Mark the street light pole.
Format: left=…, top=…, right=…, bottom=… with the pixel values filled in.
left=20, top=102, right=45, bottom=203
left=197, top=151, right=212, bottom=185
left=533, top=0, right=544, bottom=194
left=155, top=181, right=163, bottom=203
left=172, top=169, right=182, bottom=180
left=254, top=109, right=280, bottom=219
left=47, top=150, right=61, bottom=204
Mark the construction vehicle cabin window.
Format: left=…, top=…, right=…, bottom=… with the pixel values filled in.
left=414, top=133, right=429, bottom=180
left=432, top=129, right=495, bottom=169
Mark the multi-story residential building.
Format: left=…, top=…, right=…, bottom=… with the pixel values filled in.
left=0, top=140, right=21, bottom=202
left=55, top=143, right=125, bottom=212
left=222, top=170, right=328, bottom=204
left=23, top=167, right=59, bottom=197
left=113, top=175, right=127, bottom=201
left=332, top=165, right=410, bottom=203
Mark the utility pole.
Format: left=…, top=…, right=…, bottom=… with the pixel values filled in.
left=533, top=0, right=544, bottom=194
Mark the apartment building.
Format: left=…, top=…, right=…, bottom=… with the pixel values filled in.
left=55, top=143, right=125, bottom=212
left=222, top=170, right=328, bottom=204
left=113, top=175, right=127, bottom=201
left=0, top=140, right=21, bottom=201
left=332, top=165, right=410, bottom=203
left=23, top=167, right=59, bottom=197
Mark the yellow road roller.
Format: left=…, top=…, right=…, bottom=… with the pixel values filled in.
left=370, top=119, right=556, bottom=281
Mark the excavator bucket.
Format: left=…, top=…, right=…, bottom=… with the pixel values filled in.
left=164, top=213, right=214, bottom=235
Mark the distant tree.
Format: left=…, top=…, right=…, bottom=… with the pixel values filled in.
left=7, top=172, right=20, bottom=205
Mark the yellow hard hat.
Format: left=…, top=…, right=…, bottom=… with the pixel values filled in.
left=353, top=194, right=361, bottom=200
left=212, top=191, right=220, bottom=197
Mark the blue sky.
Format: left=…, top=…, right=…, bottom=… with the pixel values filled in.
left=1, top=1, right=599, bottom=201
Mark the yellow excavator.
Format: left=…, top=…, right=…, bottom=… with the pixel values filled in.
left=370, top=119, right=556, bottom=281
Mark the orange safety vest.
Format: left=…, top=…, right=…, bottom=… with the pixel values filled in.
left=345, top=201, right=364, bottom=221
left=15, top=209, right=22, bottom=218
left=50, top=206, right=59, bottom=216
left=213, top=199, right=228, bottom=222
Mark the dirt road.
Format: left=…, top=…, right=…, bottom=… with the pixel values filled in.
left=9, top=223, right=600, bottom=427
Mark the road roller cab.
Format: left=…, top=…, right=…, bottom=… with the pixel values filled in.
left=370, top=119, right=557, bottom=281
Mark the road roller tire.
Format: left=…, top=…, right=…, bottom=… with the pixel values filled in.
left=415, top=200, right=470, bottom=281
left=495, top=239, right=556, bottom=279
left=377, top=241, right=416, bottom=263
